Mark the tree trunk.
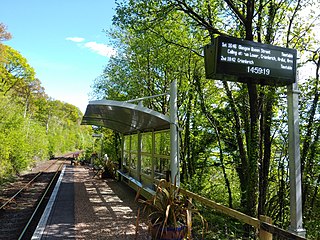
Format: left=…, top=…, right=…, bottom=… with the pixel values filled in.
left=246, top=83, right=259, bottom=217
left=259, top=87, right=275, bottom=216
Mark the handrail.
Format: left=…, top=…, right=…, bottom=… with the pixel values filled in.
left=179, top=188, right=306, bottom=240
left=260, top=221, right=306, bottom=240
left=121, top=173, right=306, bottom=239
left=180, top=188, right=260, bottom=228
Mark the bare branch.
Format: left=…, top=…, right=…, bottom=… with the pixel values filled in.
left=174, top=0, right=224, bottom=40
left=149, top=28, right=203, bottom=57
left=224, top=0, right=246, bottom=26
left=286, top=0, right=302, bottom=47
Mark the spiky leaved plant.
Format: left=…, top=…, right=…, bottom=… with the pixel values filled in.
left=139, top=179, right=206, bottom=239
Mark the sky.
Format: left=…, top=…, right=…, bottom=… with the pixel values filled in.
left=1, top=0, right=117, bottom=113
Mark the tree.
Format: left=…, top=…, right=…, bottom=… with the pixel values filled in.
left=0, top=31, right=93, bottom=181
left=93, top=0, right=320, bottom=236
left=0, top=45, right=36, bottom=95
left=0, top=23, right=11, bottom=42
left=0, top=23, right=12, bottom=77
left=300, top=48, right=320, bottom=222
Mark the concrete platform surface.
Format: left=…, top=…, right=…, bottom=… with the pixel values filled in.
left=32, top=165, right=150, bottom=240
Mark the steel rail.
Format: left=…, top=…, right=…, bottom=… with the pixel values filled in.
left=18, top=162, right=64, bottom=240
left=0, top=160, right=58, bottom=210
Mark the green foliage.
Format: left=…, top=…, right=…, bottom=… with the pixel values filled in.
left=0, top=39, right=93, bottom=182
left=192, top=207, right=253, bottom=239
left=0, top=95, right=28, bottom=175
left=0, top=45, right=36, bottom=95
left=90, top=0, right=320, bottom=236
left=0, top=87, right=93, bottom=181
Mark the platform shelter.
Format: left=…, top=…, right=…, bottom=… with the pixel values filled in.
left=81, top=81, right=179, bottom=197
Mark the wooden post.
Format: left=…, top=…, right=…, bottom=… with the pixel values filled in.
left=259, top=215, right=273, bottom=240
left=187, top=198, right=192, bottom=238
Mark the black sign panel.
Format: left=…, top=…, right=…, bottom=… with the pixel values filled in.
left=204, top=36, right=297, bottom=86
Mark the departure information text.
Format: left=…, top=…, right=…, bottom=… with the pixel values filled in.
left=214, top=36, right=297, bottom=85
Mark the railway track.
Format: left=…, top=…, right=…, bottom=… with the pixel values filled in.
left=0, top=159, right=66, bottom=239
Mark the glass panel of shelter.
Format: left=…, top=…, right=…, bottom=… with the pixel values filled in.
left=141, top=132, right=152, bottom=176
left=154, top=131, right=170, bottom=180
left=122, top=130, right=170, bottom=186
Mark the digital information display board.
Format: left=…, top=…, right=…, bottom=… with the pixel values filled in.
left=204, top=36, right=297, bottom=86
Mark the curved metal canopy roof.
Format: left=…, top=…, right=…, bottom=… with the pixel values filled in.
left=81, top=100, right=171, bottom=135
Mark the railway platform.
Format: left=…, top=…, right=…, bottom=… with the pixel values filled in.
left=32, top=165, right=150, bottom=240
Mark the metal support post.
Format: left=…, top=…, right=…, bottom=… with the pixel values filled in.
left=100, top=134, right=104, bottom=161
left=170, top=80, right=180, bottom=186
left=151, top=131, right=155, bottom=181
left=121, top=134, right=124, bottom=172
left=287, top=82, right=306, bottom=237
left=137, top=131, right=142, bottom=182
left=92, top=133, right=103, bottom=164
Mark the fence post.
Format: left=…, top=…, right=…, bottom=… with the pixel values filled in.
left=187, top=197, right=192, bottom=238
left=259, top=215, right=273, bottom=240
